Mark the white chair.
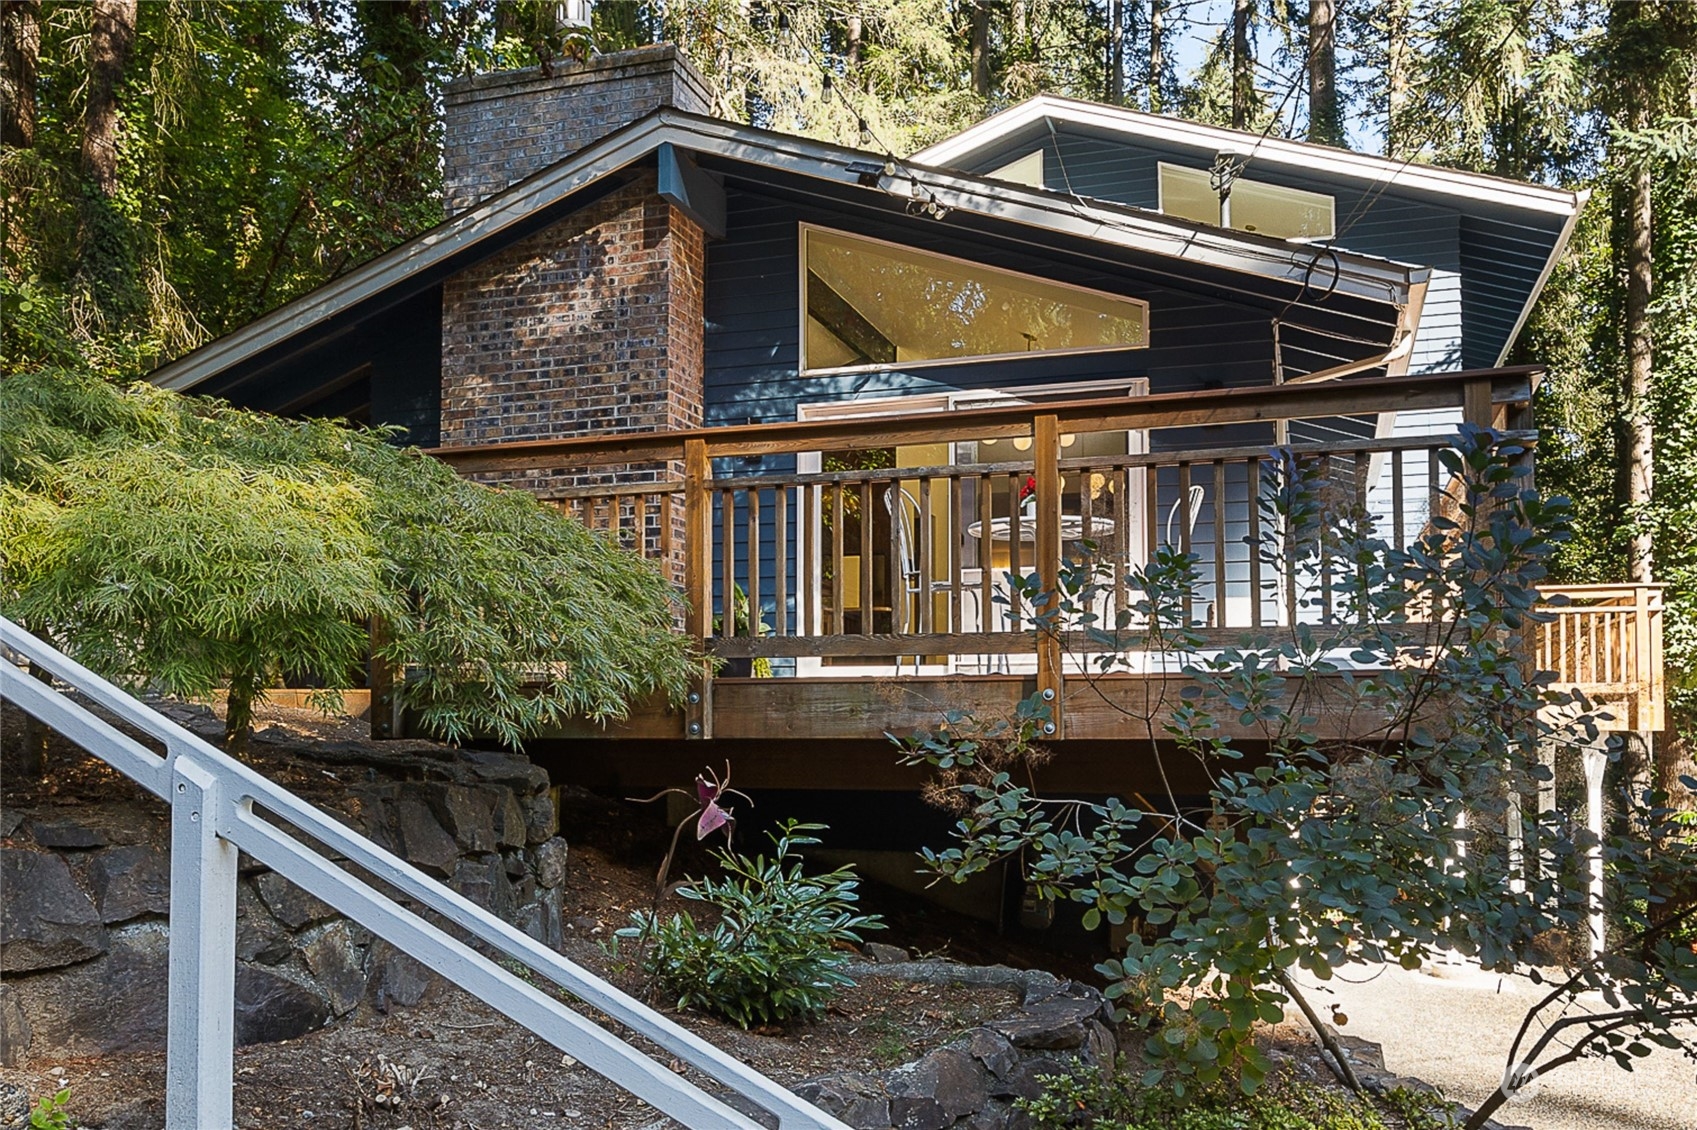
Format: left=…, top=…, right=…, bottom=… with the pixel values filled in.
left=885, top=486, right=990, bottom=672
left=1165, top=483, right=1206, bottom=549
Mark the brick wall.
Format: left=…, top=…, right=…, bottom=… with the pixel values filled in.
left=440, top=171, right=705, bottom=582
left=439, top=46, right=713, bottom=590
left=441, top=171, right=704, bottom=448
left=442, top=45, right=712, bottom=215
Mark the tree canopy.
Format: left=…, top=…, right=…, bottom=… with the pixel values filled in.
left=0, top=368, right=694, bottom=753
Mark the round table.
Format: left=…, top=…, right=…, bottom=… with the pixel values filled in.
left=966, top=514, right=1118, bottom=543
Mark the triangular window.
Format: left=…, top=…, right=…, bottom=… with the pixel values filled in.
left=801, top=226, right=1149, bottom=374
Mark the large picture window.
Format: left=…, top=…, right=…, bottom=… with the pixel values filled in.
left=800, top=226, right=1149, bottom=374
left=1158, top=163, right=1335, bottom=241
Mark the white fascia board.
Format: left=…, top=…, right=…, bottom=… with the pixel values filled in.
left=1494, top=186, right=1591, bottom=365
left=915, top=95, right=1581, bottom=219
left=151, top=109, right=1418, bottom=394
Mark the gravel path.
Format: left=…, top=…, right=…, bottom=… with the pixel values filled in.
left=1290, top=959, right=1695, bottom=1130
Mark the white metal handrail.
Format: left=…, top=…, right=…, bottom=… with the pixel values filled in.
left=0, top=617, right=848, bottom=1130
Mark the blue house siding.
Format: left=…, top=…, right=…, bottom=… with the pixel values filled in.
left=699, top=182, right=1378, bottom=433
left=965, top=125, right=1464, bottom=272
left=960, top=121, right=1570, bottom=377
left=699, top=180, right=1411, bottom=641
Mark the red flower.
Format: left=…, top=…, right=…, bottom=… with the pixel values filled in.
left=1019, top=475, right=1036, bottom=500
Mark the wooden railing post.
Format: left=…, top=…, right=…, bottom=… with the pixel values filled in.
left=1463, top=377, right=1494, bottom=429
left=683, top=439, right=711, bottom=739
left=1035, top=414, right=1064, bottom=736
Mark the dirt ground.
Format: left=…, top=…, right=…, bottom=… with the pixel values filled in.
left=0, top=700, right=1099, bottom=1129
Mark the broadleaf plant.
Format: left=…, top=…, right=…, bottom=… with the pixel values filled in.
left=617, top=819, right=883, bottom=1028
left=897, top=426, right=1697, bottom=1111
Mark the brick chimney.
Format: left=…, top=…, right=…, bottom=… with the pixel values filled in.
left=442, top=44, right=712, bottom=215
left=436, top=46, right=713, bottom=581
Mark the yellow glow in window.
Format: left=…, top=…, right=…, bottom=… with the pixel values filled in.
left=801, top=227, right=1148, bottom=373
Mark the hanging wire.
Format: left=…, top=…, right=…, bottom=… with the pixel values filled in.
left=1330, top=15, right=1527, bottom=243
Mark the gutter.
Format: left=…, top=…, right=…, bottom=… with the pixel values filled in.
left=1282, top=273, right=1426, bottom=385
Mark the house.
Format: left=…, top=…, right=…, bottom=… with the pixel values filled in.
left=147, top=46, right=1660, bottom=805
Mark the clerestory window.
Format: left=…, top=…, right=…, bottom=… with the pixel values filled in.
left=1158, top=162, right=1335, bottom=241
left=800, top=226, right=1149, bottom=375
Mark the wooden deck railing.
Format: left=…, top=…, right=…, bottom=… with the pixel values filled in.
left=435, top=368, right=1550, bottom=728
left=1534, top=584, right=1665, bottom=732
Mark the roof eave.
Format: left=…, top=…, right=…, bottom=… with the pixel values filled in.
left=1494, top=185, right=1591, bottom=366
left=914, top=95, right=1583, bottom=219
left=151, top=108, right=1418, bottom=394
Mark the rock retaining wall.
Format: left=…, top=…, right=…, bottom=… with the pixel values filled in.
left=793, top=963, right=1117, bottom=1130
left=0, top=708, right=567, bottom=1064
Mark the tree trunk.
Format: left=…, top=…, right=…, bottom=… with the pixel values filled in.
left=224, top=670, right=261, bottom=759
left=1307, top=0, right=1340, bottom=144
left=74, top=0, right=139, bottom=324
left=1605, top=0, right=1674, bottom=816
left=81, top=0, right=137, bottom=196
left=1385, top=0, right=1410, bottom=158
left=1623, top=139, right=1654, bottom=589
left=970, top=1, right=992, bottom=98
left=846, top=14, right=861, bottom=71
left=16, top=660, right=54, bottom=778
left=1, top=0, right=39, bottom=148
left=1232, top=0, right=1253, bottom=128
left=1148, top=0, right=1165, bottom=112
left=1106, top=0, right=1124, bottom=105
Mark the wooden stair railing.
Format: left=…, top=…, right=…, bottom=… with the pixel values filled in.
left=1534, top=584, right=1665, bottom=732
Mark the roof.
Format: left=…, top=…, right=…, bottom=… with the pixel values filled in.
left=913, top=94, right=1583, bottom=218
left=150, top=107, right=1425, bottom=395
left=913, top=95, right=1586, bottom=367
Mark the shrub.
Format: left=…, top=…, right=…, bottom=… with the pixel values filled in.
left=617, top=820, right=883, bottom=1027
left=900, top=429, right=1697, bottom=1108
left=0, top=368, right=693, bottom=754
left=1017, top=1061, right=1452, bottom=1130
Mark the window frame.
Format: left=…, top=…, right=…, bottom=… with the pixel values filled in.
left=987, top=149, right=1046, bottom=187
left=1155, top=162, right=1336, bottom=242
left=797, top=223, right=1150, bottom=377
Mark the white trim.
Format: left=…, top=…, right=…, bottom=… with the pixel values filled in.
left=149, top=108, right=1418, bottom=394
left=1494, top=187, right=1590, bottom=366
left=914, top=95, right=1581, bottom=217
left=798, top=223, right=1149, bottom=375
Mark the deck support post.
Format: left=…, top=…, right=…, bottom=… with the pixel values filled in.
left=684, top=438, right=712, bottom=739
left=1582, top=736, right=1608, bottom=957
left=1035, top=414, right=1064, bottom=736
left=165, top=756, right=238, bottom=1130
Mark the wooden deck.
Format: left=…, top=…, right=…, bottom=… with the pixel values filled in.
left=427, top=368, right=1664, bottom=774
